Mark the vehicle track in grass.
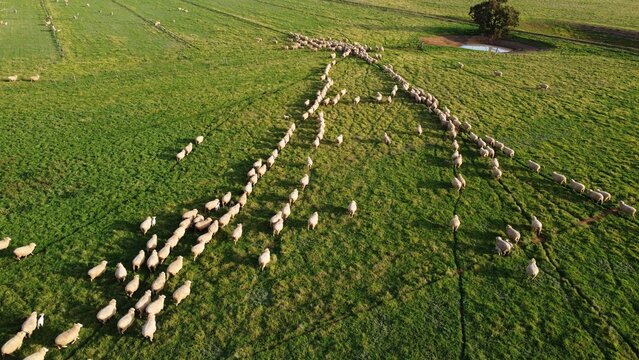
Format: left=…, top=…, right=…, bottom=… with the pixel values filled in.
left=39, top=0, right=65, bottom=58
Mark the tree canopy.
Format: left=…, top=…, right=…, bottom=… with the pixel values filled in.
left=469, top=0, right=520, bottom=39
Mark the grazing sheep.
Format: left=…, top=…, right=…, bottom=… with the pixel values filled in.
left=125, top=275, right=140, bottom=297
left=595, top=189, right=611, bottom=202
left=221, top=192, right=232, bottom=206
left=231, top=224, right=243, bottom=245
left=208, top=220, right=219, bottom=236
left=451, top=215, right=461, bottom=232
left=157, top=244, right=171, bottom=264
left=452, top=177, right=463, bottom=191
left=205, top=199, right=220, bottom=212
left=151, top=272, right=167, bottom=293
left=417, top=124, right=423, bottom=135
left=537, top=83, right=549, bottom=90
left=14, top=242, right=36, bottom=260
left=97, top=299, right=117, bottom=324
left=282, top=203, right=292, bottom=220
left=348, top=200, right=357, bottom=216
left=54, top=323, right=82, bottom=349
left=30, top=75, right=40, bottom=82
left=569, top=179, right=586, bottom=193
left=173, top=226, right=187, bottom=240
left=182, top=208, right=198, bottom=219
left=453, top=155, right=463, bottom=169
left=495, top=236, right=513, bottom=256
left=258, top=248, right=271, bottom=270
left=142, top=314, right=157, bottom=342
left=271, top=212, right=283, bottom=226
left=147, top=250, right=159, bottom=272
left=494, top=70, right=503, bottom=77
left=180, top=217, right=194, bottom=228
left=132, top=250, right=146, bottom=271
left=253, top=159, right=263, bottom=169
left=0, top=236, right=10, bottom=250
left=387, top=96, right=392, bottom=103
left=289, top=189, right=299, bottom=204
left=238, top=192, right=248, bottom=208
left=491, top=167, right=503, bottom=180
left=191, top=241, right=205, bottom=261
left=249, top=174, right=259, bottom=185
left=527, top=160, right=541, bottom=173
left=88, top=260, right=108, bottom=282
left=176, top=150, right=186, bottom=162
left=587, top=189, right=604, bottom=204
left=383, top=132, right=391, bottom=145
left=619, top=201, right=636, bottom=218
left=7, top=75, right=18, bottom=82
left=375, top=92, right=383, bottom=102
left=229, top=203, right=241, bottom=218
left=22, top=347, right=49, bottom=360
left=135, top=290, right=153, bottom=315
left=491, top=158, right=500, bottom=169
left=173, top=280, right=192, bottom=305
left=354, top=96, right=360, bottom=105
left=531, top=216, right=543, bottom=236
left=115, top=263, right=127, bottom=283
left=300, top=174, right=310, bottom=189
left=307, top=156, right=313, bottom=169
left=456, top=174, right=466, bottom=189
left=457, top=62, right=464, bottom=69
left=258, top=164, right=268, bottom=177
left=272, top=219, right=284, bottom=236
left=552, top=171, right=567, bottom=185
left=2, top=331, right=27, bottom=356
left=336, top=134, right=344, bottom=146
left=195, top=217, right=213, bottom=232
left=117, top=308, right=136, bottom=335
left=503, top=147, right=515, bottom=158
left=247, top=168, right=257, bottom=178
left=197, top=231, right=214, bottom=244
left=195, top=135, right=204, bottom=145
left=313, top=137, right=321, bottom=149
left=506, top=225, right=521, bottom=244
left=21, top=312, right=38, bottom=338
left=308, top=212, right=319, bottom=229
left=167, top=256, right=183, bottom=279
left=218, top=212, right=232, bottom=228
left=479, top=148, right=490, bottom=158
left=146, top=295, right=166, bottom=317
left=527, top=258, right=539, bottom=279
left=266, top=155, right=275, bottom=168
left=451, top=140, right=459, bottom=152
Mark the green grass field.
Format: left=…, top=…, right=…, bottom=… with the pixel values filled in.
left=1, top=0, right=638, bottom=359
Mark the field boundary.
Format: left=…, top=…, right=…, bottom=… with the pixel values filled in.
left=39, top=0, right=65, bottom=58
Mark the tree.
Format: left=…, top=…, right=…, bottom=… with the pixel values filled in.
left=469, top=0, right=520, bottom=39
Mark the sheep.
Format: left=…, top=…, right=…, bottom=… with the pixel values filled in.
left=229, top=203, right=241, bottom=218
left=125, top=275, right=140, bottom=297
left=453, top=155, right=463, bottom=169
left=191, top=241, right=205, bottom=261
left=88, top=260, right=108, bottom=281
left=493, top=70, right=503, bottom=77
left=258, top=164, right=268, bottom=177
left=526, top=160, right=541, bottom=173
left=249, top=174, right=259, bottom=185
left=348, top=200, right=357, bottom=216
left=495, top=236, right=513, bottom=256
left=231, top=224, right=243, bottom=245
left=451, top=215, right=460, bottom=232
left=173, top=280, right=192, bottom=305
left=307, top=156, right=313, bottom=169
left=147, top=250, right=159, bottom=272
left=115, top=263, right=127, bottom=283
left=479, top=148, right=489, bottom=158
left=21, top=312, right=38, bottom=338
left=491, top=158, right=500, bottom=169
left=258, top=248, right=271, bottom=270
left=117, top=308, right=136, bottom=335
left=7, top=75, right=18, bottom=82
left=157, top=244, right=171, bottom=265
left=253, top=159, right=263, bottom=169
left=193, top=135, right=204, bottom=145
left=176, top=150, right=186, bottom=162
left=132, top=250, right=146, bottom=272
left=313, top=137, right=321, bottom=149
left=266, top=155, right=275, bottom=168
left=281, top=203, right=291, bottom=220
left=503, top=147, right=515, bottom=158
left=238, top=192, right=248, bottom=208
left=146, top=295, right=166, bottom=317
left=135, top=290, right=153, bottom=316
left=619, top=201, right=636, bottom=218
left=552, top=171, right=567, bottom=185
left=308, top=212, right=319, bottom=230
left=300, top=174, right=310, bottom=189
left=336, top=134, right=344, bottom=146
left=417, top=124, right=423, bottom=135
left=179, top=217, right=193, bottom=229
left=375, top=92, right=383, bottom=102
left=0, top=236, right=10, bottom=252
left=167, top=256, right=183, bottom=279
left=2, top=331, right=27, bottom=356
left=205, top=199, right=220, bottom=212
left=491, top=167, right=503, bottom=180
left=505, top=225, right=521, bottom=244
left=569, top=179, right=586, bottom=193
left=451, top=140, right=459, bottom=152
left=354, top=96, right=360, bottom=105
left=595, top=189, right=611, bottom=202
left=452, top=177, right=463, bottom=191
left=304, top=99, right=311, bottom=106
left=587, top=190, right=604, bottom=204
left=197, top=231, right=214, bottom=244
left=527, top=258, right=539, bottom=279
left=54, top=323, right=82, bottom=349
left=494, top=141, right=504, bottom=150
left=537, top=83, right=549, bottom=90
left=457, top=174, right=466, bottom=189
left=151, top=272, right=167, bottom=293
left=208, top=220, right=219, bottom=236
left=195, top=217, right=213, bottom=231
left=457, top=62, right=464, bottom=69
left=142, top=314, right=157, bottom=342
left=383, top=132, right=391, bottom=145
left=97, top=299, right=117, bottom=324
left=531, top=216, right=543, bottom=236
left=289, top=189, right=299, bottom=204
left=247, top=167, right=257, bottom=178
left=22, top=347, right=49, bottom=360
left=182, top=208, right=198, bottom=219
left=271, top=211, right=283, bottom=226
left=387, top=96, right=392, bottom=103
left=218, top=212, right=232, bottom=228
left=30, top=75, right=40, bottom=82
left=272, top=219, right=284, bottom=236
left=14, top=242, right=36, bottom=260
left=221, top=192, right=232, bottom=206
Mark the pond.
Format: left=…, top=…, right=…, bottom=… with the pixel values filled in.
left=459, top=43, right=513, bottom=53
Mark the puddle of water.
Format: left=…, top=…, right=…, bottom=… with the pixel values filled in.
left=459, top=44, right=512, bottom=53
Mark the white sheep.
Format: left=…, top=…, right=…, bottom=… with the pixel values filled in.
left=300, top=174, right=310, bottom=189
left=457, top=62, right=464, bottom=69
left=208, top=219, right=219, bottom=235
left=0, top=236, right=10, bottom=250
left=308, top=212, right=319, bottom=229
left=348, top=200, right=357, bottom=216
left=354, top=96, right=360, bottom=105
left=503, top=147, right=515, bottom=158
left=115, top=263, right=127, bottom=282
left=182, top=208, right=198, bottom=219
left=495, top=236, right=513, bottom=256
left=457, top=174, right=466, bottom=189
left=22, top=347, right=49, bottom=360
left=185, top=142, right=193, bottom=155
left=231, top=224, right=243, bottom=245
left=146, top=295, right=166, bottom=316
left=97, top=299, right=117, bottom=324
left=221, top=192, right=232, bottom=206
left=537, top=83, right=549, bottom=90
left=452, top=177, right=463, bottom=191
left=595, top=189, right=611, bottom=202
left=258, top=164, right=268, bottom=177
left=2, top=331, right=26, bottom=356
left=271, top=211, right=282, bottom=226
left=249, top=174, right=259, bottom=185
left=176, top=150, right=186, bottom=162
left=238, top=192, right=248, bottom=208
left=125, top=275, right=140, bottom=297
left=253, top=159, right=263, bottom=169
left=229, top=203, right=241, bottom=218
left=259, top=248, right=271, bottom=270
left=195, top=217, right=213, bottom=232
left=142, top=314, right=157, bottom=342
left=195, top=135, right=204, bottom=145
left=491, top=167, right=503, bottom=180
left=307, top=156, right=313, bottom=169
left=383, top=132, right=391, bottom=145
left=14, top=242, right=36, bottom=260
left=266, top=155, right=275, bottom=168
left=313, top=137, right=320, bottom=149
left=375, top=92, right=383, bottom=102
left=218, top=212, right=232, bottom=228
left=552, top=171, right=567, bottom=185
left=117, top=308, right=136, bottom=335
left=21, top=312, right=38, bottom=338
left=527, top=160, right=541, bottom=173
left=587, top=190, right=604, bottom=204
left=132, top=250, right=146, bottom=271
left=272, top=219, right=284, bottom=236
left=88, top=260, right=108, bottom=281
left=157, top=244, right=171, bottom=264
left=491, top=158, right=500, bottom=169
left=7, top=75, right=18, bottom=82
left=151, top=272, right=167, bottom=293
left=417, top=124, right=423, bottom=135
left=167, top=256, right=183, bottom=279
left=527, top=258, right=539, bottom=279
left=336, top=134, right=344, bottom=146
left=54, top=323, right=82, bottom=349
left=453, top=155, right=463, bottom=169
left=451, top=215, right=460, bottom=232
left=173, top=280, right=192, bottom=305
left=619, top=201, right=636, bottom=218
left=282, top=203, right=291, bottom=220
left=135, top=290, right=153, bottom=315
left=289, top=189, right=299, bottom=204
left=205, top=199, right=220, bottom=212
left=494, top=70, right=503, bottom=77
left=569, top=179, right=586, bottom=193
left=506, top=225, right=521, bottom=243
left=191, top=241, right=205, bottom=261
left=531, top=216, right=543, bottom=236
left=30, top=75, right=40, bottom=82
left=147, top=250, right=159, bottom=272
left=451, top=140, right=459, bottom=152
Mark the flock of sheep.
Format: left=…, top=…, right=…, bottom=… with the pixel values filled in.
left=2, top=31, right=637, bottom=357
